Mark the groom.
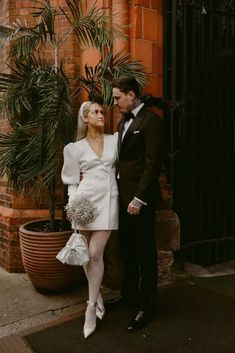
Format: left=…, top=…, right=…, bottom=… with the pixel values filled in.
left=112, top=76, right=165, bottom=332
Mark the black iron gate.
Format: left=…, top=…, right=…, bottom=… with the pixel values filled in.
left=164, top=0, right=235, bottom=266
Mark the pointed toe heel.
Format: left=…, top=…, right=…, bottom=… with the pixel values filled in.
left=96, top=305, right=105, bottom=320
left=96, top=292, right=105, bottom=320
left=83, top=302, right=97, bottom=339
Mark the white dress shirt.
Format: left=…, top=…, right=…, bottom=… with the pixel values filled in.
left=122, top=103, right=144, bottom=140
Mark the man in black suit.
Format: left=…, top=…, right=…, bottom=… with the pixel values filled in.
left=112, top=77, right=165, bottom=332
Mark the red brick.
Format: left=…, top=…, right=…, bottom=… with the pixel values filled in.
left=157, top=12, right=163, bottom=45
left=158, top=0, right=164, bottom=15
left=152, top=43, right=163, bottom=74
left=143, top=8, right=158, bottom=42
left=151, top=0, right=161, bottom=11
left=134, top=40, right=152, bottom=72
left=145, top=74, right=163, bottom=96
left=135, top=6, right=143, bottom=39
left=135, top=0, right=150, bottom=7
left=19, top=8, right=30, bottom=16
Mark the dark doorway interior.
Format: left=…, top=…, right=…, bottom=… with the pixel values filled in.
left=164, top=0, right=235, bottom=266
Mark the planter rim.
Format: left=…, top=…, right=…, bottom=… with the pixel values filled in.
left=19, top=218, right=72, bottom=236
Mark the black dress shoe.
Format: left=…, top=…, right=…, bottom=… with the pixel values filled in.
left=127, top=310, right=152, bottom=333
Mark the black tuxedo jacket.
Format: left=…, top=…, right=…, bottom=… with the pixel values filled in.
left=117, top=105, right=165, bottom=207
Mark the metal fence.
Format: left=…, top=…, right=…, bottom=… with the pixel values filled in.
left=164, top=0, right=235, bottom=265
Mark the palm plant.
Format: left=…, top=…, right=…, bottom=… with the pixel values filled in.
left=74, top=51, right=147, bottom=106
left=0, top=0, right=147, bottom=231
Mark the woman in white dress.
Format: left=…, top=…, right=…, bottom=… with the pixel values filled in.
left=61, top=101, right=118, bottom=338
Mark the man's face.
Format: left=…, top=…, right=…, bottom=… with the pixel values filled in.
left=112, top=87, right=135, bottom=113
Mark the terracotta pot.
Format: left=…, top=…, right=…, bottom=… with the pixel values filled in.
left=19, top=219, right=84, bottom=294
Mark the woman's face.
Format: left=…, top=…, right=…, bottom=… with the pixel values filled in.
left=84, top=103, right=105, bottom=129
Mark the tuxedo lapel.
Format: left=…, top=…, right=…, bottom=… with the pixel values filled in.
left=118, top=118, right=125, bottom=154
left=121, top=106, right=146, bottom=150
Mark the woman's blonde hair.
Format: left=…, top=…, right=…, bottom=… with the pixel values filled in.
left=76, top=101, right=95, bottom=140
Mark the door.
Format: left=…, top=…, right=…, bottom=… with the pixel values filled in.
left=164, top=0, right=235, bottom=265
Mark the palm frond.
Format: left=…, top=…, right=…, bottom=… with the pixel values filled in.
left=0, top=25, right=14, bottom=47
left=0, top=127, right=40, bottom=194
left=0, top=0, right=58, bottom=61
left=73, top=51, right=147, bottom=105
left=0, top=61, right=74, bottom=196
left=0, top=60, right=40, bottom=123
left=65, top=0, right=120, bottom=49
left=32, top=0, right=56, bottom=40
left=0, top=19, right=46, bottom=61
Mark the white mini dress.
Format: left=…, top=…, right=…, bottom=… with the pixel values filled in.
left=61, top=134, right=119, bottom=231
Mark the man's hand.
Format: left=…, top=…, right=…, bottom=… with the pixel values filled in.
left=127, top=198, right=143, bottom=215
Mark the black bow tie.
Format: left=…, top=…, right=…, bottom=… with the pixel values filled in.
left=124, top=112, right=135, bottom=122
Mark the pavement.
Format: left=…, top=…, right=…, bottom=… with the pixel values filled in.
left=0, top=267, right=119, bottom=352
left=0, top=268, right=88, bottom=337
left=0, top=261, right=235, bottom=353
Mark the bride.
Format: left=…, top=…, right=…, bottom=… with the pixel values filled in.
left=61, top=101, right=119, bottom=338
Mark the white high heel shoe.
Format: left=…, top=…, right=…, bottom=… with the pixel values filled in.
left=83, top=301, right=96, bottom=339
left=96, top=292, right=105, bottom=320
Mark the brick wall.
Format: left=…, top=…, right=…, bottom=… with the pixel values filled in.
left=112, top=0, right=163, bottom=94
left=0, top=0, right=9, bottom=76
left=129, top=0, right=163, bottom=96
left=0, top=0, right=80, bottom=272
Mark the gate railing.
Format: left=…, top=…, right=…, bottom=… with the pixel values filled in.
left=164, top=0, right=235, bottom=266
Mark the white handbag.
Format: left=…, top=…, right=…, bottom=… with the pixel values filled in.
left=56, top=232, right=89, bottom=266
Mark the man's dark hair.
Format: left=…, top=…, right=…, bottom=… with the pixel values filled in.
left=112, top=76, right=141, bottom=98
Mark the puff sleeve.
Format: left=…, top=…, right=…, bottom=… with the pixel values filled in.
left=61, top=143, right=80, bottom=200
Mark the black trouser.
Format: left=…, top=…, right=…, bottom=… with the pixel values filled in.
left=119, top=198, right=158, bottom=310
